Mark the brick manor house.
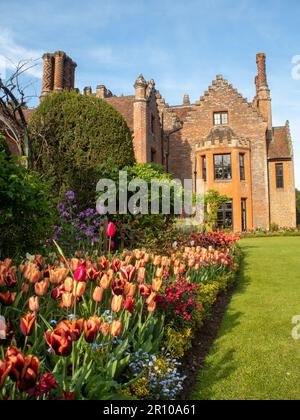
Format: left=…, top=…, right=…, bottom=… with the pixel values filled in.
left=4, top=51, right=297, bottom=231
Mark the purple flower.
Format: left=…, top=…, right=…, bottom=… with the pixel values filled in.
left=65, top=191, right=75, bottom=201
left=85, top=208, right=95, bottom=217
left=61, top=211, right=70, bottom=218
left=57, top=202, right=66, bottom=211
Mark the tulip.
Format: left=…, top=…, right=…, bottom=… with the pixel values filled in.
left=0, top=360, right=11, bottom=389
left=70, top=258, right=79, bottom=272
left=0, top=317, right=6, bottom=340
left=152, top=278, right=163, bottom=292
left=101, top=322, right=109, bottom=336
left=18, top=355, right=40, bottom=391
left=100, top=273, right=111, bottom=289
left=35, top=278, right=49, bottom=296
left=93, top=286, right=104, bottom=303
left=21, top=283, right=30, bottom=294
left=0, top=291, right=16, bottom=306
left=106, top=222, right=116, bottom=237
left=73, top=281, right=86, bottom=298
left=111, top=295, right=123, bottom=313
left=51, top=286, right=63, bottom=301
left=63, top=319, right=83, bottom=341
left=155, top=267, right=164, bottom=278
left=64, top=277, right=74, bottom=292
left=5, top=267, right=18, bottom=288
left=99, top=256, right=109, bottom=270
left=153, top=256, right=162, bottom=266
left=20, top=312, right=36, bottom=337
left=139, top=284, right=151, bottom=298
left=74, top=264, right=87, bottom=282
left=45, top=327, right=72, bottom=357
left=87, top=266, right=100, bottom=282
left=112, top=278, right=125, bottom=296
left=23, top=263, right=41, bottom=284
left=146, top=292, right=157, bottom=305
left=83, top=316, right=101, bottom=343
left=124, top=283, right=136, bottom=298
left=110, top=258, right=121, bottom=273
left=5, top=346, right=25, bottom=377
left=143, top=253, right=151, bottom=263
left=3, top=258, right=12, bottom=268
left=29, top=296, right=40, bottom=313
left=49, top=268, right=68, bottom=285
left=120, top=265, right=136, bottom=283
left=110, top=320, right=122, bottom=337
left=62, top=292, right=75, bottom=308
left=124, top=297, right=135, bottom=314
left=40, top=373, right=58, bottom=393
left=137, top=267, right=146, bottom=284
left=147, top=300, right=157, bottom=313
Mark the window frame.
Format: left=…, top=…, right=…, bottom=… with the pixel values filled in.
left=202, top=155, right=207, bottom=182
left=241, top=198, right=247, bottom=232
left=239, top=153, right=246, bottom=181
left=275, top=163, right=284, bottom=189
left=217, top=200, right=233, bottom=230
left=213, top=111, right=228, bottom=126
left=214, top=153, right=232, bottom=181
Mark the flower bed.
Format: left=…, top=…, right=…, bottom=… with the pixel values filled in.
left=0, top=232, right=240, bottom=400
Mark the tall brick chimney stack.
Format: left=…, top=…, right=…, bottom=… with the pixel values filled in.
left=255, top=53, right=272, bottom=131
left=183, top=94, right=190, bottom=106
left=133, top=74, right=148, bottom=163
left=41, top=51, right=77, bottom=100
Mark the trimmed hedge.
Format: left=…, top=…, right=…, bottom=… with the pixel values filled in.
left=29, top=91, right=135, bottom=208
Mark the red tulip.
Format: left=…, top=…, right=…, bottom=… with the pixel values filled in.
left=40, top=373, right=58, bottom=393
left=0, top=360, right=11, bottom=389
left=110, top=320, right=122, bottom=337
left=120, top=265, right=136, bottom=283
left=18, top=355, right=40, bottom=391
left=0, top=291, right=16, bottom=306
left=20, top=312, right=36, bottom=337
left=74, top=264, right=87, bottom=282
left=45, top=326, right=72, bottom=357
left=83, top=316, right=101, bottom=343
left=5, top=267, right=18, bottom=288
left=125, top=297, right=135, bottom=314
left=62, top=320, right=83, bottom=341
left=106, top=222, right=116, bottom=237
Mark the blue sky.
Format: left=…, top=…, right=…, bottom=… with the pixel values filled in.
left=1, top=0, right=300, bottom=187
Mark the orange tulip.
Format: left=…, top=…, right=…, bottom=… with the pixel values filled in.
left=153, top=256, right=162, bottom=266
left=111, top=295, right=123, bottom=313
left=20, top=313, right=36, bottom=336
left=23, top=263, right=41, bottom=284
left=34, top=278, right=49, bottom=296
left=124, top=283, right=136, bottom=298
left=155, top=267, right=164, bottom=278
left=73, top=281, right=86, bottom=298
left=100, top=273, right=111, bottom=289
left=70, top=258, right=79, bottom=271
left=146, top=292, right=157, bottom=305
left=62, top=292, right=75, bottom=308
left=137, top=267, right=146, bottom=284
left=64, top=277, right=74, bottom=292
left=148, top=300, right=157, bottom=313
left=49, top=268, right=68, bottom=285
left=93, top=286, right=104, bottom=303
left=143, top=253, right=151, bottom=263
left=64, top=319, right=83, bottom=341
left=83, top=316, right=101, bottom=343
left=99, top=256, right=108, bottom=270
left=29, top=296, right=39, bottom=313
left=110, top=320, right=122, bottom=337
left=139, top=284, right=151, bottom=298
left=152, top=278, right=163, bottom=292
left=101, top=322, right=109, bottom=336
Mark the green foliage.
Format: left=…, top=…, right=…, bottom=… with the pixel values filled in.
left=97, top=160, right=182, bottom=248
left=204, top=189, right=229, bottom=229
left=270, top=222, right=279, bottom=232
left=0, top=139, right=56, bottom=257
left=29, top=91, right=135, bottom=209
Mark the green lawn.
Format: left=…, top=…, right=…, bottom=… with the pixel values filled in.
left=192, top=237, right=300, bottom=400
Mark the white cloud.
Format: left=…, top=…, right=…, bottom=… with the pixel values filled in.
left=0, top=29, right=43, bottom=79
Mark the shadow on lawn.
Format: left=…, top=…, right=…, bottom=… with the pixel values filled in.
left=180, top=250, right=251, bottom=400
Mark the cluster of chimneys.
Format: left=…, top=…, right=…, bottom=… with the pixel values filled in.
left=41, top=51, right=270, bottom=105
left=41, top=51, right=77, bottom=97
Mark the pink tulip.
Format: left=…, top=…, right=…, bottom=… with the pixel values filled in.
left=74, top=264, right=87, bottom=282
left=106, top=222, right=116, bottom=238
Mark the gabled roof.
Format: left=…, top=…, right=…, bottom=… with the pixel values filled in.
left=104, top=96, right=135, bottom=132
left=268, top=122, right=293, bottom=159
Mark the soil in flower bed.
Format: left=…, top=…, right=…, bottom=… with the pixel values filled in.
left=179, top=280, right=238, bottom=400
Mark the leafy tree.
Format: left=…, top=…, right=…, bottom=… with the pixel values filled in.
left=29, top=91, right=135, bottom=208
left=204, top=189, right=230, bottom=230
left=0, top=135, right=55, bottom=257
